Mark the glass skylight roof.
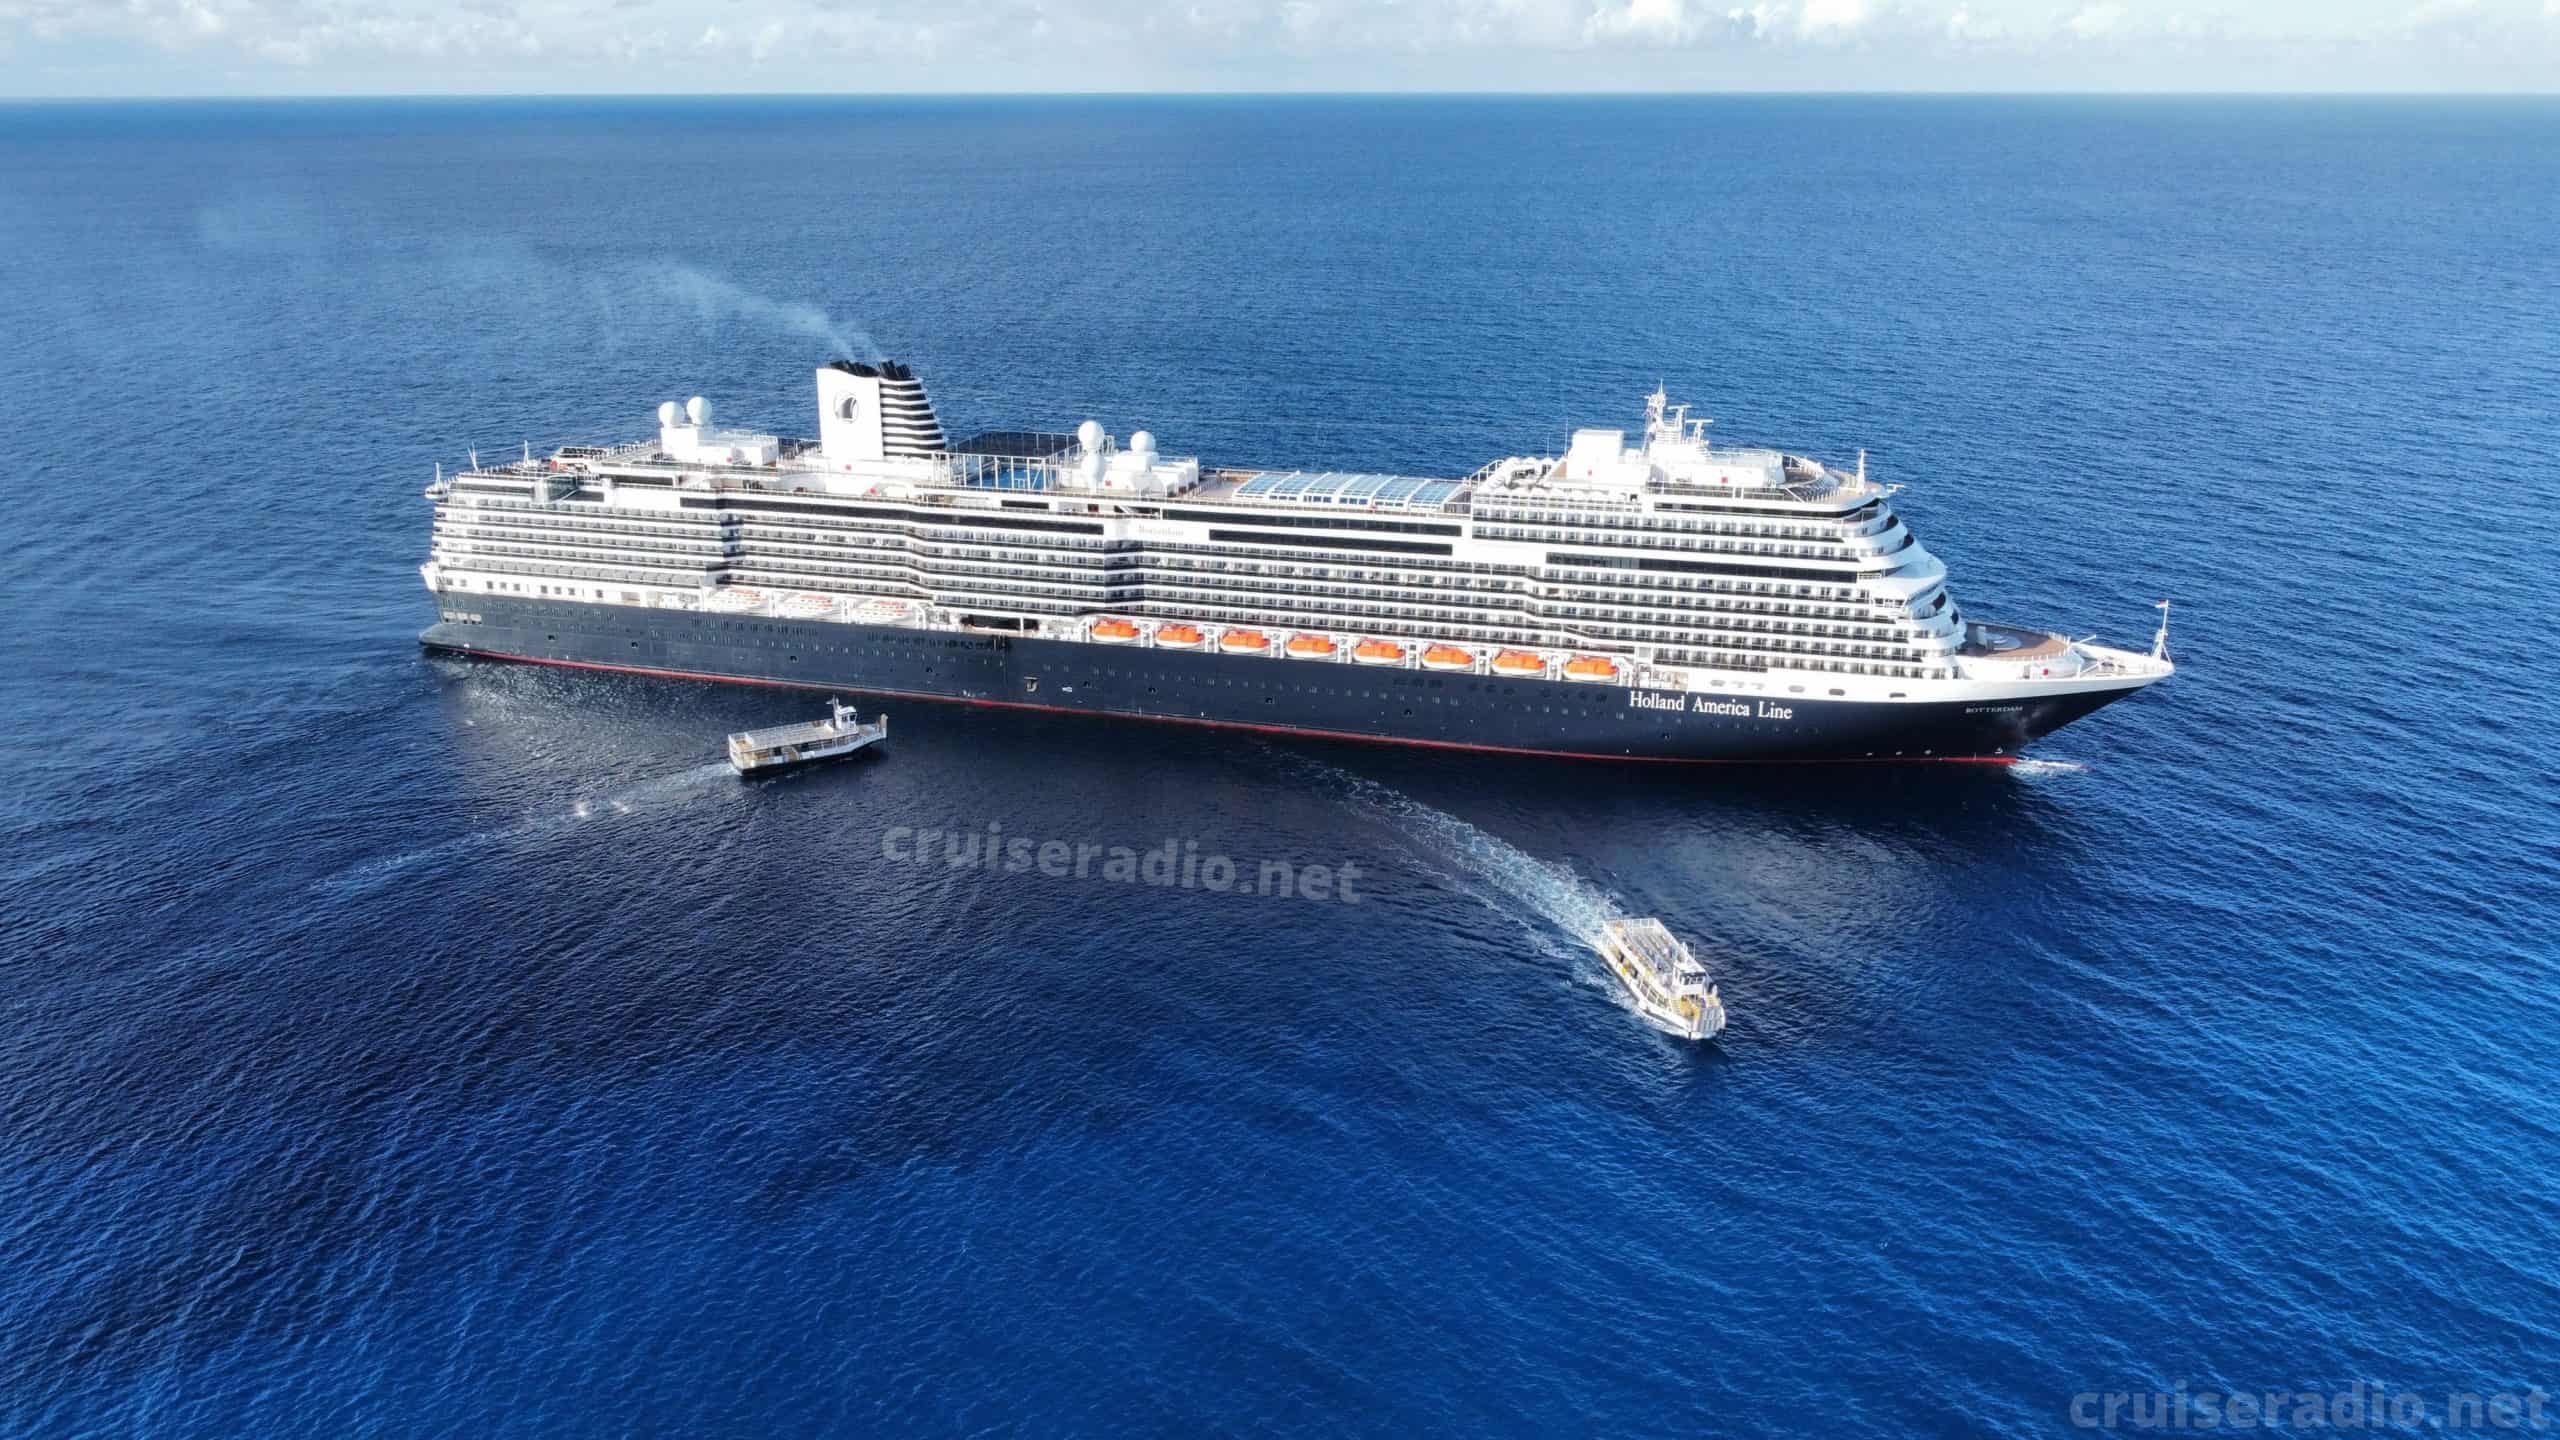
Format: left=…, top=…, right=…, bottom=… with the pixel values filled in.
left=1229, top=471, right=1464, bottom=512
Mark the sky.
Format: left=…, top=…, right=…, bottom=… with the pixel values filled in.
left=1, top=0, right=2556, bottom=97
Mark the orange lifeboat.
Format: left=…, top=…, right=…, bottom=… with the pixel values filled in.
left=1353, top=639, right=1406, bottom=667
left=1421, top=644, right=1476, bottom=672
left=1286, top=634, right=1338, bottom=659
left=1091, top=617, right=1141, bottom=643
left=1562, top=654, right=1621, bottom=683
left=1492, top=650, right=1547, bottom=677
left=1156, top=623, right=1206, bottom=649
left=1219, top=628, right=1273, bottom=654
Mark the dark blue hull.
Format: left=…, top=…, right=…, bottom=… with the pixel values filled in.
left=419, top=598, right=2130, bottom=763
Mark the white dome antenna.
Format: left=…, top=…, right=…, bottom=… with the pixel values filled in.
left=1076, top=419, right=1105, bottom=455
left=686, top=396, right=711, bottom=428
left=657, top=401, right=680, bottom=428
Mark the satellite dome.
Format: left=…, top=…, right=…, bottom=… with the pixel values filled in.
left=657, top=401, right=680, bottom=428
left=686, top=396, right=711, bottom=428
left=1076, top=419, right=1105, bottom=454
left=1128, top=430, right=1156, bottom=457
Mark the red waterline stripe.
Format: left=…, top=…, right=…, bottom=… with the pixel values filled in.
left=437, top=647, right=2020, bottom=768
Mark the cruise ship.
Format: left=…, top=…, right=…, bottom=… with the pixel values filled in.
left=417, top=361, right=2173, bottom=763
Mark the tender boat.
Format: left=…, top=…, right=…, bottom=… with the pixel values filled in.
left=1091, top=617, right=1142, bottom=643
left=727, top=699, right=887, bottom=775
left=1595, top=918, right=1727, bottom=1041
left=1563, top=654, right=1621, bottom=683
left=1421, top=644, right=1476, bottom=671
left=1219, top=628, right=1273, bottom=654
left=1353, top=639, right=1406, bottom=666
left=1285, top=634, right=1338, bottom=659
left=1155, top=623, right=1206, bottom=649
left=1492, top=649, right=1547, bottom=677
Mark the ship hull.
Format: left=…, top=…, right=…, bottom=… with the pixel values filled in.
left=419, top=598, right=2139, bottom=764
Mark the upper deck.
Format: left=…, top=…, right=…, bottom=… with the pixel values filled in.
left=451, top=427, right=1881, bottom=520
left=433, top=365, right=1888, bottom=524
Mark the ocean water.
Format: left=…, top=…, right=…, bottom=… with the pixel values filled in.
left=2, top=96, right=2556, bottom=1436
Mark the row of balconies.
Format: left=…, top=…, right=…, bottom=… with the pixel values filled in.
left=440, top=509, right=728, bottom=545
left=438, top=539, right=718, bottom=571
left=1474, top=526, right=1881, bottom=566
left=445, top=496, right=725, bottom=529
left=440, top=526, right=727, bottom=561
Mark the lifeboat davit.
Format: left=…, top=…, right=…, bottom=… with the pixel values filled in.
left=1421, top=644, right=1476, bottom=671
left=1492, top=650, right=1547, bottom=677
left=1156, top=623, right=1206, bottom=649
left=1219, top=628, right=1273, bottom=654
left=1091, top=617, right=1142, bottom=643
left=1562, top=654, right=1621, bottom=683
left=1286, top=634, right=1338, bottom=659
left=1353, top=639, right=1406, bottom=667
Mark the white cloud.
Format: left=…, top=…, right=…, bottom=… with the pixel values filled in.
left=2064, top=3, right=2125, bottom=39
left=1797, top=0, right=1870, bottom=38
left=1723, top=2, right=1780, bottom=39
left=1945, top=6, right=2004, bottom=42
left=1586, top=0, right=1705, bottom=44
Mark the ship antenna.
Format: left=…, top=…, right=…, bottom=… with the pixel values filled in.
left=1857, top=449, right=1867, bottom=485
left=2152, top=600, right=2173, bottom=662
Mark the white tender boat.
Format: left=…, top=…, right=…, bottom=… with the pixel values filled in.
left=1596, top=918, right=1727, bottom=1041
left=727, top=700, right=887, bottom=775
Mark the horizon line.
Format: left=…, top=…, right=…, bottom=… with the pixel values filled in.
left=7, top=88, right=2559, bottom=104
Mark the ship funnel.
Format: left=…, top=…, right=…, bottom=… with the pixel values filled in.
left=815, top=357, right=948, bottom=464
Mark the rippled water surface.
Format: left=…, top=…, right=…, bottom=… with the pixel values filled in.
left=3, top=97, right=2556, bottom=1437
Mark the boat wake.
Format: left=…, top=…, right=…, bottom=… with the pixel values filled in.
left=325, top=761, right=734, bottom=891
left=1281, top=755, right=1625, bottom=961
left=2010, top=758, right=2089, bottom=780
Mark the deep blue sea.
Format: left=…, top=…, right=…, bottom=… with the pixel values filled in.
left=3, top=96, right=2557, bottom=1437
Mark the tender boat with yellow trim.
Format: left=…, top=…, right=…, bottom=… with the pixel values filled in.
left=1595, top=918, right=1726, bottom=1041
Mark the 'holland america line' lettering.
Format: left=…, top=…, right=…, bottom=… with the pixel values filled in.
left=1631, top=690, right=1794, bottom=721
